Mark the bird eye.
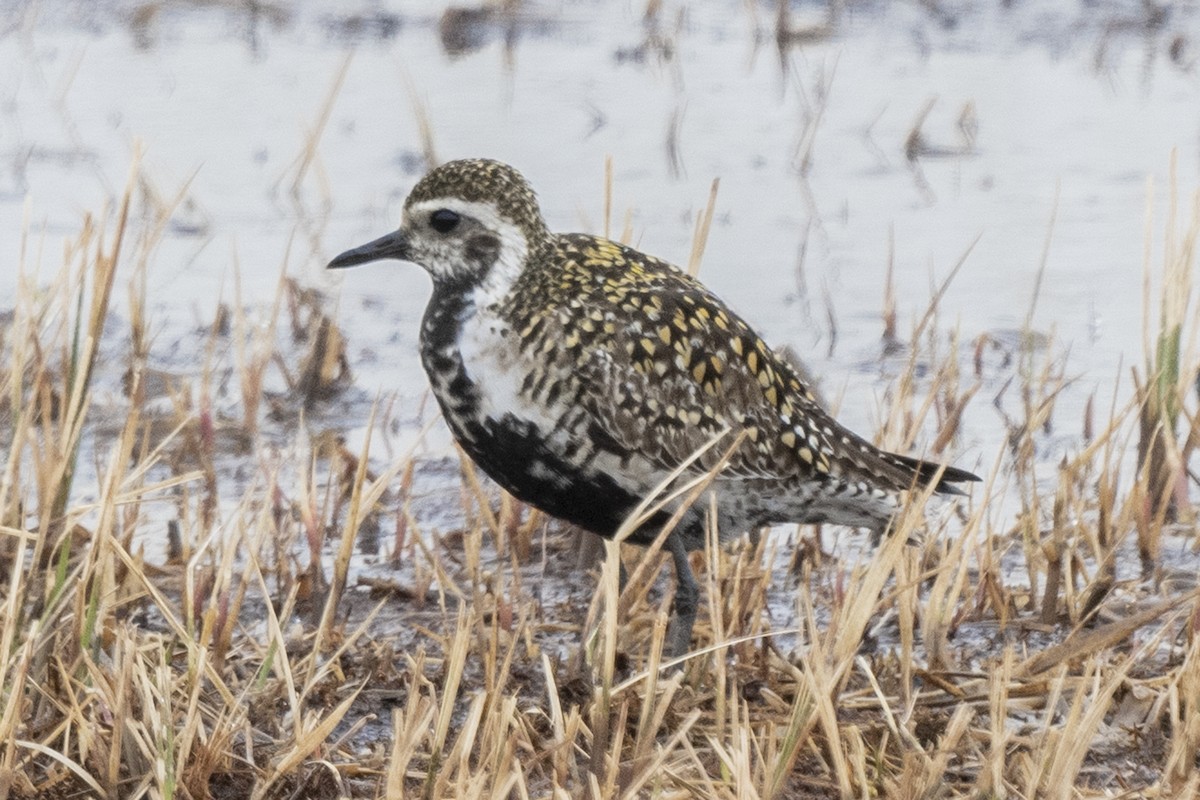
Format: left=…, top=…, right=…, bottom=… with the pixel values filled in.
left=430, top=209, right=460, bottom=233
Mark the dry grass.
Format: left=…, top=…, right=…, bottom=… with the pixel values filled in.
left=3, top=157, right=1200, bottom=800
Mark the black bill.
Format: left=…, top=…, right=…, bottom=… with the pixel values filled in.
left=328, top=229, right=411, bottom=269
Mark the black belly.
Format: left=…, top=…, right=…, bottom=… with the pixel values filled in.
left=420, top=296, right=676, bottom=546
left=456, top=413, right=667, bottom=541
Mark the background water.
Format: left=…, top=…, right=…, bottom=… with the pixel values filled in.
left=3, top=0, right=1199, bottom=530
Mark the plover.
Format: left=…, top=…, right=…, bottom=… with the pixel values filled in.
left=329, top=158, right=978, bottom=657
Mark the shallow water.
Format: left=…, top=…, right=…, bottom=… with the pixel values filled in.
left=3, top=0, right=1199, bottom=567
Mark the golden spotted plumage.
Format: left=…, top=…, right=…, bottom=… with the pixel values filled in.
left=501, top=232, right=866, bottom=481
left=329, top=157, right=979, bottom=658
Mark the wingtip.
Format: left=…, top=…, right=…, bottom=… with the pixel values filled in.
left=885, top=452, right=981, bottom=495
left=929, top=464, right=982, bottom=495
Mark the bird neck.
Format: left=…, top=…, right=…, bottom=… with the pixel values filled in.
left=420, top=287, right=472, bottom=353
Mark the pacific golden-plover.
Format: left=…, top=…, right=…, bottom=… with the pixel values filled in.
left=329, top=158, right=978, bottom=658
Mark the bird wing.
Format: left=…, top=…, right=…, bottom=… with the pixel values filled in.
left=509, top=234, right=978, bottom=495
left=508, top=235, right=859, bottom=485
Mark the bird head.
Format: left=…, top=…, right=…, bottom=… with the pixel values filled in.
left=329, top=158, right=550, bottom=293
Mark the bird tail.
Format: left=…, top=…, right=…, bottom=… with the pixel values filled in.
left=885, top=453, right=980, bottom=496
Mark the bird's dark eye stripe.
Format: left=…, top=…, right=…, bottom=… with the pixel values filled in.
left=430, top=208, right=460, bottom=233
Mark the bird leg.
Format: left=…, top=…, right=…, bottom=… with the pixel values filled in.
left=664, top=533, right=700, bottom=660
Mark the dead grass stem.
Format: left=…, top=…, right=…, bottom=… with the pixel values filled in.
left=4, top=157, right=1200, bottom=799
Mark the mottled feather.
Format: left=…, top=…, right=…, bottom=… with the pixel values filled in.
left=329, top=158, right=980, bottom=656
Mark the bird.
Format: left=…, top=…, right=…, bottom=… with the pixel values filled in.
left=328, top=158, right=979, bottom=659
